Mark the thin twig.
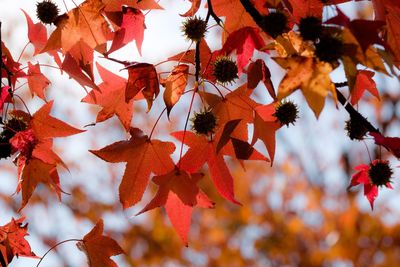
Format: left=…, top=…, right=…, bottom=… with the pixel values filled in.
left=205, top=0, right=222, bottom=24
left=35, top=239, right=83, bottom=267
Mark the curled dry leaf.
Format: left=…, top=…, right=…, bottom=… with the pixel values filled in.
left=161, top=64, right=189, bottom=118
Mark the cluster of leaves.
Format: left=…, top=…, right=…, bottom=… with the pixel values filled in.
left=1, top=0, right=400, bottom=265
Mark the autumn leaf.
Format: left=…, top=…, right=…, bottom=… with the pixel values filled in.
left=180, top=0, right=201, bottom=16
left=287, top=0, right=324, bottom=22
left=370, top=132, right=400, bottom=158
left=326, top=7, right=386, bottom=51
left=251, top=103, right=281, bottom=165
left=102, top=0, right=163, bottom=12
left=125, top=62, right=159, bottom=111
left=21, top=10, right=47, bottom=55
left=62, top=52, right=98, bottom=90
left=9, top=102, right=84, bottom=209
left=172, top=131, right=241, bottom=204
left=26, top=62, right=50, bottom=99
left=0, top=86, right=12, bottom=112
left=82, top=63, right=142, bottom=131
left=138, top=169, right=213, bottom=245
left=274, top=56, right=337, bottom=118
left=78, top=219, right=124, bottom=267
left=30, top=101, right=85, bottom=139
left=221, top=27, right=265, bottom=74
left=350, top=70, right=379, bottom=105
left=210, top=0, right=257, bottom=41
left=247, top=59, right=275, bottom=99
left=90, top=128, right=175, bottom=208
left=348, top=160, right=393, bottom=209
left=161, top=64, right=189, bottom=117
left=42, top=0, right=112, bottom=53
left=17, top=158, right=61, bottom=210
left=200, top=84, right=258, bottom=141
left=0, top=217, right=36, bottom=266
left=107, top=7, right=145, bottom=55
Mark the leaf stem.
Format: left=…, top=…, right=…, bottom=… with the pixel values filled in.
left=148, top=107, right=167, bottom=139
left=178, top=84, right=198, bottom=169
left=35, top=238, right=83, bottom=267
left=16, top=42, right=30, bottom=63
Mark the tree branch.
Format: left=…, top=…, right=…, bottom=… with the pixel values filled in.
left=206, top=0, right=222, bottom=25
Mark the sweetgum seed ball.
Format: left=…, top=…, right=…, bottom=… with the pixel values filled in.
left=36, top=0, right=60, bottom=25
left=182, top=17, right=207, bottom=42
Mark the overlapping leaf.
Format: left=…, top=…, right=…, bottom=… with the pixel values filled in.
left=161, top=64, right=189, bottom=117
left=274, top=56, right=337, bottom=118
left=90, top=128, right=175, bottom=208
left=82, top=63, right=142, bottom=131
left=78, top=219, right=124, bottom=267
left=138, top=169, right=214, bottom=245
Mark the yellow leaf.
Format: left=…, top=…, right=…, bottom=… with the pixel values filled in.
left=275, top=56, right=336, bottom=118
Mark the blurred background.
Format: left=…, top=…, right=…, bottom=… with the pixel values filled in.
left=1, top=0, right=400, bottom=266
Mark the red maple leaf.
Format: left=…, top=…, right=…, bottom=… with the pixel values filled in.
left=82, top=63, right=143, bottom=131
left=350, top=70, right=380, bottom=105
left=107, top=7, right=145, bottom=55
left=137, top=169, right=214, bottom=245
left=78, top=219, right=124, bottom=267
left=0, top=217, right=37, bottom=266
left=251, top=102, right=281, bottom=165
left=370, top=132, right=400, bottom=158
left=247, top=59, right=275, bottom=99
left=0, top=86, right=12, bottom=112
left=348, top=160, right=393, bottom=209
left=172, top=131, right=241, bottom=204
left=9, top=102, right=84, bottom=209
left=90, top=128, right=175, bottom=208
left=125, top=62, right=159, bottom=111
left=26, top=62, right=50, bottom=99
left=221, top=27, right=265, bottom=74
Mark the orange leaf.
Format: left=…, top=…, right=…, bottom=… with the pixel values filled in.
left=161, top=64, right=189, bottom=117
left=252, top=103, right=281, bottom=165
left=103, top=0, right=163, bottom=12
left=82, top=63, right=142, bottom=131
left=350, top=70, right=379, bottom=105
left=138, top=169, right=214, bottom=245
left=0, top=217, right=36, bottom=266
left=172, top=131, right=241, bottom=204
left=180, top=0, right=201, bottom=16
left=125, top=62, right=159, bottom=111
left=90, top=128, right=175, bottom=208
left=17, top=159, right=61, bottom=210
left=30, top=101, right=85, bottom=139
left=26, top=62, right=50, bottom=99
left=42, top=0, right=112, bottom=53
left=210, top=0, right=257, bottom=41
left=79, top=219, right=124, bottom=267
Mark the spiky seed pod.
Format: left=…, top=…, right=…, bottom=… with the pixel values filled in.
left=299, top=16, right=322, bottom=41
left=345, top=117, right=368, bottom=141
left=262, top=11, right=288, bottom=38
left=182, top=16, right=207, bottom=42
left=36, top=0, right=59, bottom=25
left=368, top=160, right=393, bottom=187
left=315, top=34, right=343, bottom=63
left=191, top=110, right=217, bottom=135
left=213, top=56, right=238, bottom=84
left=274, top=101, right=299, bottom=127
